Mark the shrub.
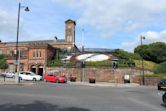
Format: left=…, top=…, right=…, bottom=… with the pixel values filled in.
left=0, top=54, right=7, bottom=69
left=85, top=61, right=112, bottom=67
left=134, top=60, right=158, bottom=71
left=155, top=62, right=166, bottom=74
left=47, top=59, right=63, bottom=67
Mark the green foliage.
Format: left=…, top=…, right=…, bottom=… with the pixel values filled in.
left=154, top=62, right=166, bottom=74
left=113, top=49, right=141, bottom=60
left=0, top=54, right=8, bottom=69
left=85, top=61, right=112, bottom=67
left=112, top=49, right=140, bottom=68
left=134, top=60, right=158, bottom=71
left=134, top=42, right=166, bottom=63
left=118, top=59, right=134, bottom=68
left=47, top=59, right=63, bottom=67
left=58, top=49, right=68, bottom=59
left=65, top=62, right=76, bottom=68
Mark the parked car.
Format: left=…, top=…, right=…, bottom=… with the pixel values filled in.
left=19, top=71, right=42, bottom=81
left=1, top=72, right=15, bottom=78
left=158, top=79, right=166, bottom=91
left=43, top=74, right=67, bottom=83
left=163, top=92, right=166, bottom=105
left=157, top=79, right=166, bottom=105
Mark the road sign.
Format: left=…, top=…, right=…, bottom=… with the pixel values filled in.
left=14, top=60, right=20, bottom=65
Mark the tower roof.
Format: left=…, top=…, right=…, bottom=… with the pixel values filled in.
left=65, top=19, right=76, bottom=25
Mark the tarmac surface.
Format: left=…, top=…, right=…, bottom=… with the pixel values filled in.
left=0, top=80, right=165, bottom=111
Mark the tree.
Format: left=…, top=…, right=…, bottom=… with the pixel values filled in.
left=134, top=42, right=166, bottom=63
left=0, top=54, right=8, bottom=69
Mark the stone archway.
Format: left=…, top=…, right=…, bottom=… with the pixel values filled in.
left=31, top=65, right=37, bottom=74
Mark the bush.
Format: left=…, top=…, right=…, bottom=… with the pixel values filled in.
left=0, top=54, right=7, bottom=69
left=155, top=62, right=166, bottom=74
left=118, top=59, right=135, bottom=68
left=85, top=61, right=112, bottom=67
left=113, top=49, right=141, bottom=60
left=47, top=59, right=63, bottom=67
left=134, top=60, right=158, bottom=71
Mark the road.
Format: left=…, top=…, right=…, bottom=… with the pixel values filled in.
left=0, top=82, right=165, bottom=111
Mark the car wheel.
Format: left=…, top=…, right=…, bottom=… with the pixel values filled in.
left=19, top=77, right=22, bottom=80
left=163, top=92, right=166, bottom=105
left=33, top=78, right=37, bottom=81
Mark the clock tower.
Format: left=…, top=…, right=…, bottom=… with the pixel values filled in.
left=65, top=19, right=76, bottom=44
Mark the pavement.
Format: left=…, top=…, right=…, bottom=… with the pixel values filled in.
left=0, top=77, right=34, bottom=85
left=0, top=77, right=140, bottom=87
left=68, top=81, right=140, bottom=87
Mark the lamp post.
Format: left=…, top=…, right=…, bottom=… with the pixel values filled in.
left=15, top=2, right=29, bottom=83
left=140, top=35, right=145, bottom=85
left=81, top=28, right=85, bottom=82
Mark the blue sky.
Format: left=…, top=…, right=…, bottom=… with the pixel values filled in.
left=0, top=0, right=166, bottom=52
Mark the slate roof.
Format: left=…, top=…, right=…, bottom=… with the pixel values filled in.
left=3, top=39, right=66, bottom=46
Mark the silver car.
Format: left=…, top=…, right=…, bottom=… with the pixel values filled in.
left=18, top=71, right=42, bottom=81
left=1, top=72, right=15, bottom=78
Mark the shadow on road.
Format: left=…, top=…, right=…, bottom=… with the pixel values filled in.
left=0, top=101, right=90, bottom=111
left=161, top=104, right=166, bottom=108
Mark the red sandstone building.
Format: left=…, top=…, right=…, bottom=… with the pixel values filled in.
left=0, top=19, right=77, bottom=76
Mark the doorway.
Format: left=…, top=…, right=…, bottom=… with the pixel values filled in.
left=31, top=65, right=36, bottom=73
left=38, top=66, right=43, bottom=76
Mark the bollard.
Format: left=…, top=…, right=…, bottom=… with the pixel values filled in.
left=3, top=74, right=6, bottom=82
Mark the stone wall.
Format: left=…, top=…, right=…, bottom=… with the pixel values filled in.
left=46, top=67, right=154, bottom=83
left=133, top=77, right=166, bottom=86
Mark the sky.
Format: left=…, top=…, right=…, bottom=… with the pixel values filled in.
left=0, top=0, right=166, bottom=52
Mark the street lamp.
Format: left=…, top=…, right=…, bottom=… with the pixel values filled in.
left=15, top=2, right=30, bottom=83
left=81, top=28, right=85, bottom=82
left=140, top=35, right=145, bottom=85
left=81, top=28, right=84, bottom=52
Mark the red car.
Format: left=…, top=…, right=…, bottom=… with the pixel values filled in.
left=43, top=74, right=67, bottom=83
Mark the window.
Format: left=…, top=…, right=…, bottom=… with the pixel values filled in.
left=32, top=50, right=42, bottom=58
left=19, top=49, right=24, bottom=57
left=67, top=36, right=72, bottom=42
left=36, top=51, right=38, bottom=57
left=33, top=51, right=35, bottom=57
left=6, top=50, right=10, bottom=55
left=26, top=72, right=30, bottom=75
left=39, top=51, right=41, bottom=57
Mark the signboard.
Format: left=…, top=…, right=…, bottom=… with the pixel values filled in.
left=124, top=74, right=130, bottom=80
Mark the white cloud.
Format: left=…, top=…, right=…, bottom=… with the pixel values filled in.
left=52, top=0, right=166, bottom=38
left=0, top=9, right=17, bottom=40
left=0, top=8, right=30, bottom=42
left=122, top=30, right=166, bottom=52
